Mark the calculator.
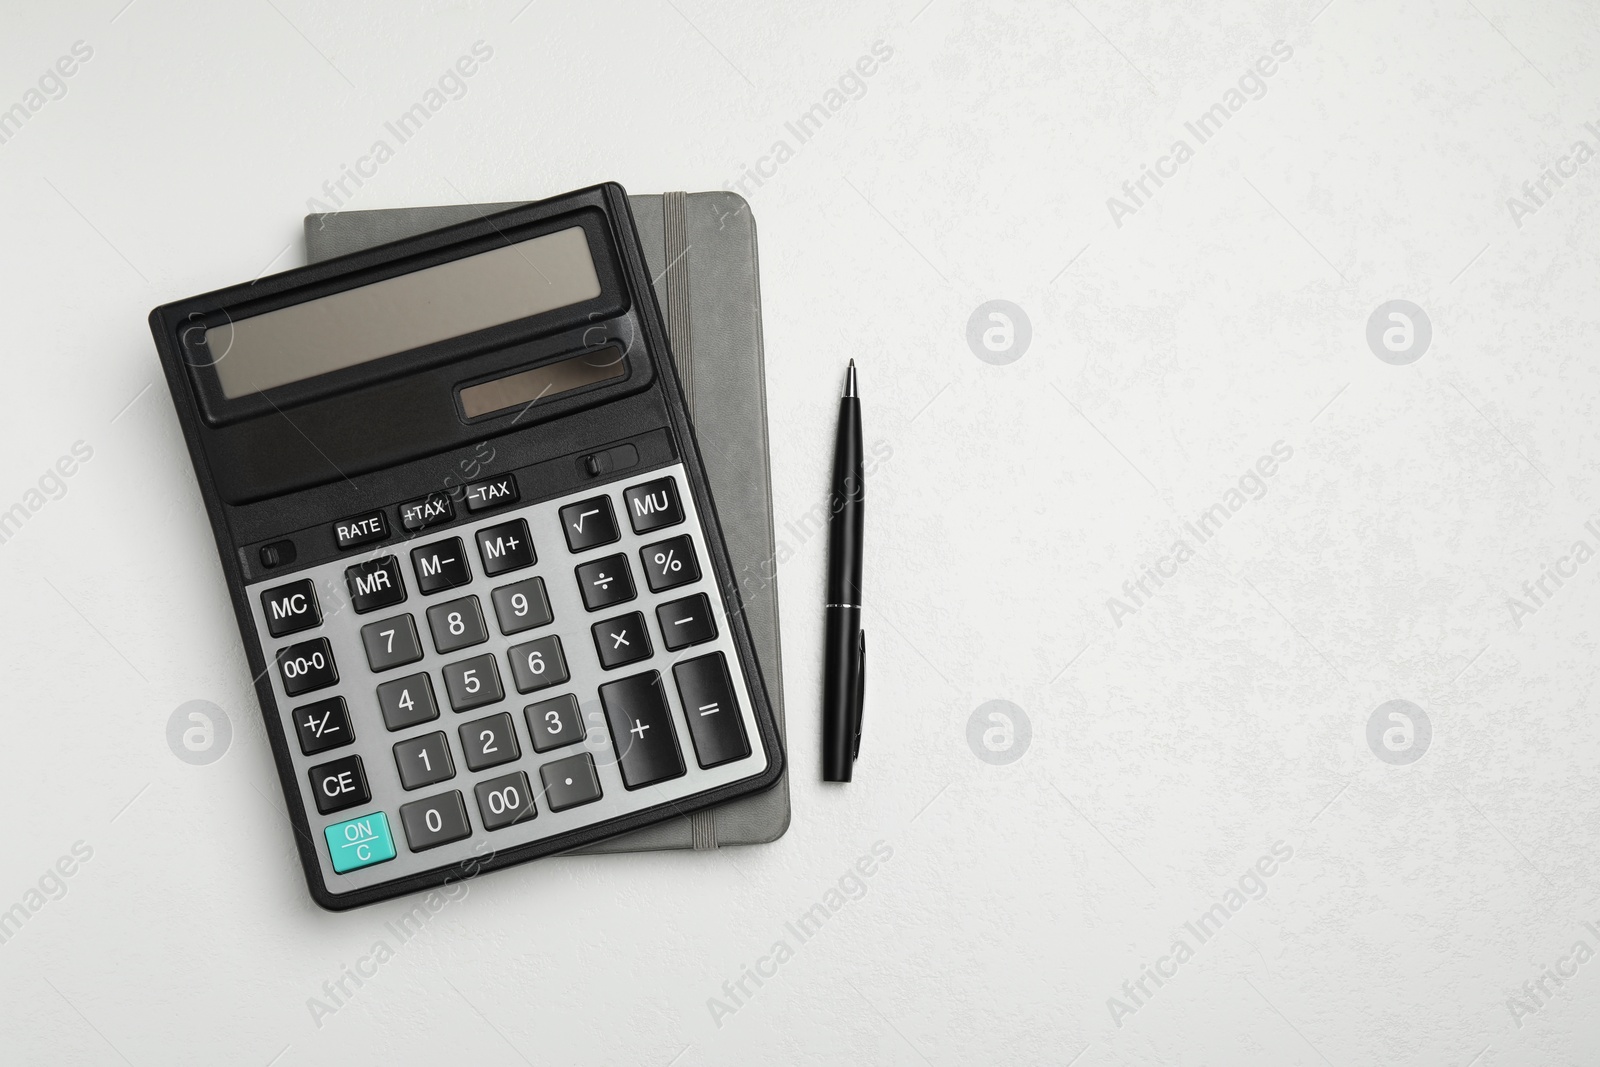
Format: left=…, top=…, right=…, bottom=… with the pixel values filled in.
left=148, top=184, right=784, bottom=910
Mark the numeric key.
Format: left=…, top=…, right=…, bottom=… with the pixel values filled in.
left=525, top=693, right=585, bottom=752
left=474, top=771, right=537, bottom=830
left=491, top=578, right=553, bottom=635
left=277, top=637, right=338, bottom=696
left=393, top=731, right=455, bottom=790
left=459, top=712, right=521, bottom=771
left=376, top=672, right=439, bottom=731
left=360, top=614, right=423, bottom=672
left=399, top=791, right=471, bottom=851
left=442, top=653, right=504, bottom=712
left=426, top=596, right=488, bottom=654
left=507, top=635, right=570, bottom=693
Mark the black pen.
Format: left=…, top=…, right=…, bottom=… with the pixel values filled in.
left=822, top=360, right=866, bottom=782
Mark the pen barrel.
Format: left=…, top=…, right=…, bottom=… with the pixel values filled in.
left=821, top=605, right=861, bottom=782
left=822, top=394, right=864, bottom=783
left=825, top=397, right=864, bottom=605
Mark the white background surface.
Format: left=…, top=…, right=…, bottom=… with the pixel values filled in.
left=2, top=1, right=1598, bottom=1064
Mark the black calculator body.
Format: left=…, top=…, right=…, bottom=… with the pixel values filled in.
left=149, top=184, right=784, bottom=910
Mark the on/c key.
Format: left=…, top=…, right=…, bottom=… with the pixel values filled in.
left=324, top=811, right=396, bottom=874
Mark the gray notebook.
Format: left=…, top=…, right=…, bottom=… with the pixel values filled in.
left=304, top=192, right=790, bottom=851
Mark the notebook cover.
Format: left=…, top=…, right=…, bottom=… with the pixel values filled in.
left=304, top=192, right=790, bottom=851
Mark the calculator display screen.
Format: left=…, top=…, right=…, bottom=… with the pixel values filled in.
left=208, top=226, right=602, bottom=398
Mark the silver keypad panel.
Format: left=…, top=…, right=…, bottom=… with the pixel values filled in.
left=244, top=464, right=769, bottom=897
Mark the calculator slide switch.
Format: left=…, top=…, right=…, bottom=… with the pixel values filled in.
left=324, top=812, right=396, bottom=874
left=277, top=638, right=339, bottom=697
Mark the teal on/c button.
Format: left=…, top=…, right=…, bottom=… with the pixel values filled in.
left=324, top=811, right=397, bottom=874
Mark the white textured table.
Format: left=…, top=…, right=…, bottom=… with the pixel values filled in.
left=3, top=2, right=1597, bottom=1063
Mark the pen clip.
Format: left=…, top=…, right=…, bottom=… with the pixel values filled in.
left=851, top=630, right=866, bottom=761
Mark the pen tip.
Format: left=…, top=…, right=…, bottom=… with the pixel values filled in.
left=843, top=361, right=857, bottom=398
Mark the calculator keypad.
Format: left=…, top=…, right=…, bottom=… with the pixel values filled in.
left=246, top=462, right=768, bottom=896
